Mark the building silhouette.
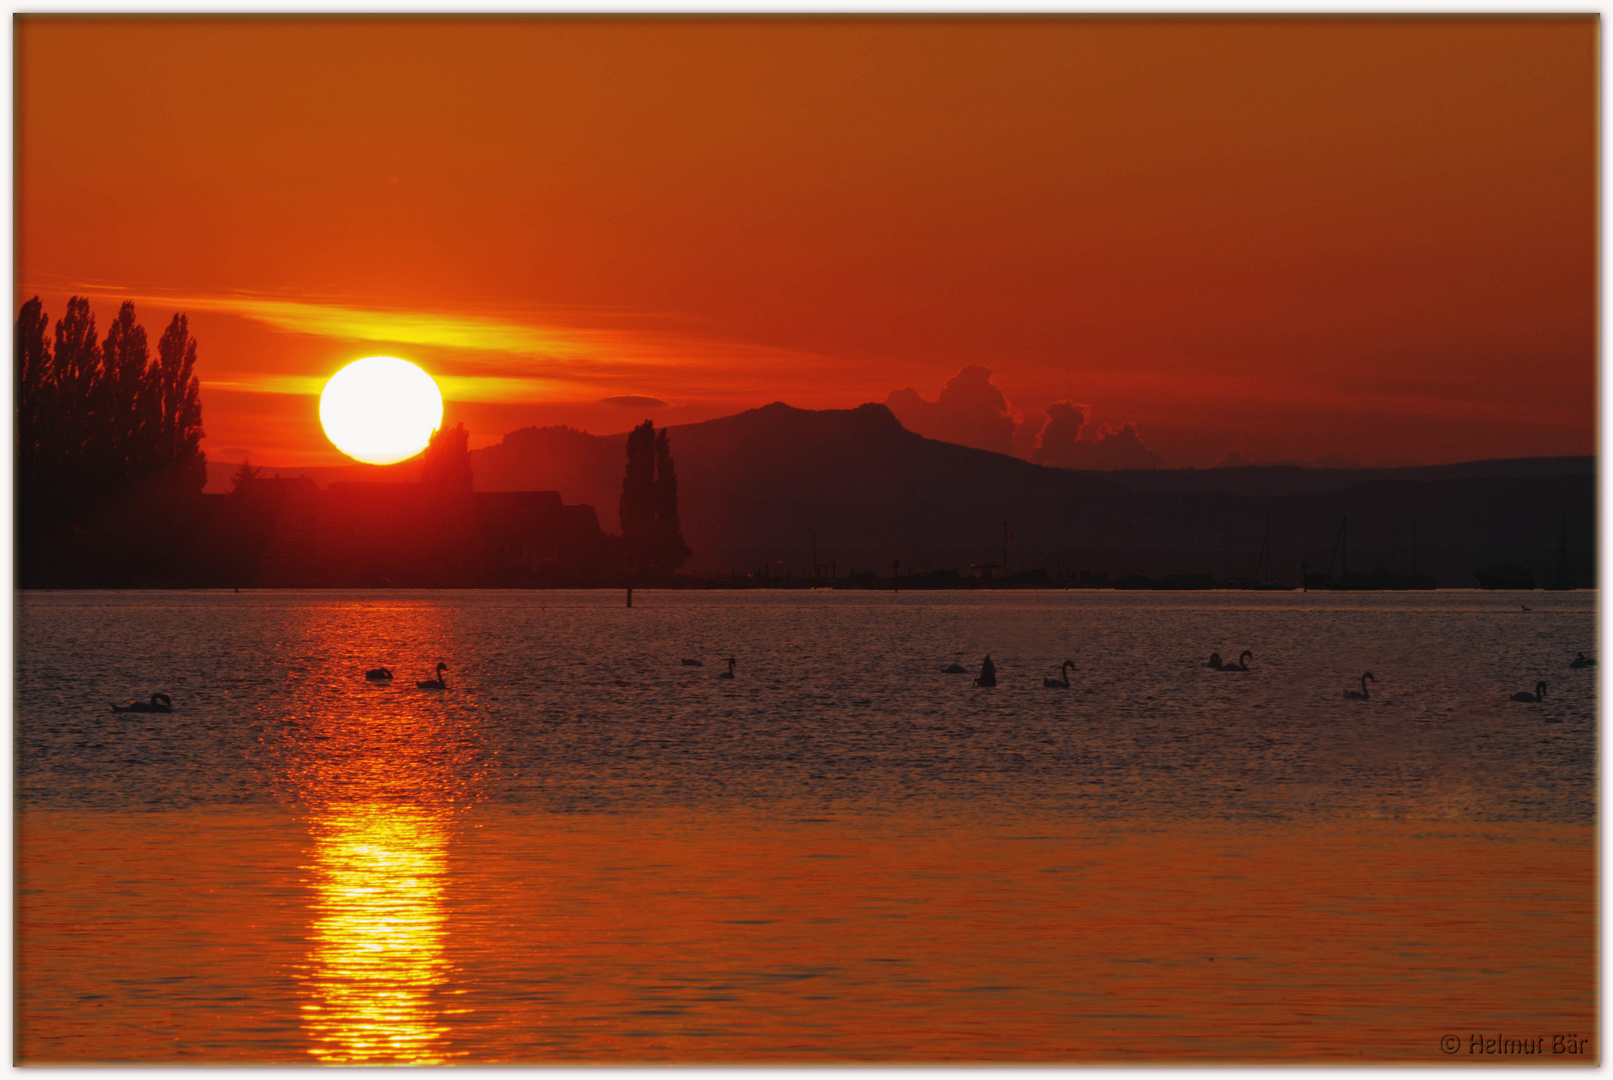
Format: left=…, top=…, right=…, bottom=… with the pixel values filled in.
left=209, top=478, right=606, bottom=587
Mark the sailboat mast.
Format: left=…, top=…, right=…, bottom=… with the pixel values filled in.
left=1326, top=516, right=1347, bottom=580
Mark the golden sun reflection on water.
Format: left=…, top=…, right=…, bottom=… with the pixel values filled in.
left=265, top=602, right=490, bottom=1063
left=299, top=803, right=456, bottom=1065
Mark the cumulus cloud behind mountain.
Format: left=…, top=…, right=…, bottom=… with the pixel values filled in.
left=882, top=366, right=1018, bottom=456
left=885, top=367, right=1164, bottom=470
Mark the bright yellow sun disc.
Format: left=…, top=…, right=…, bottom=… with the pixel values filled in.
left=320, top=357, right=444, bottom=465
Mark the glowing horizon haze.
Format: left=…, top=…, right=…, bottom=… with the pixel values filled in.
left=15, top=17, right=1595, bottom=468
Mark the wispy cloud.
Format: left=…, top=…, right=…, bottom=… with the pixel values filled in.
left=201, top=375, right=328, bottom=397
left=48, top=283, right=860, bottom=403
left=201, top=372, right=579, bottom=404
left=172, top=293, right=615, bottom=363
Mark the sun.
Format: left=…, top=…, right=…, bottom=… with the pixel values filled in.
left=320, top=357, right=444, bottom=465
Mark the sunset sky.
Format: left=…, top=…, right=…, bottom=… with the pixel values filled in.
left=16, top=16, right=1596, bottom=468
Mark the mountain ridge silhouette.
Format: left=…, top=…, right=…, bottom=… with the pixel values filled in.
left=205, top=401, right=1594, bottom=585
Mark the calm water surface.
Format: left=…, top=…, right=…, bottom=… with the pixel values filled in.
left=14, top=590, right=1598, bottom=1062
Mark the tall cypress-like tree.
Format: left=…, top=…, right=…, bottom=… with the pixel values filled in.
left=52, top=297, right=102, bottom=476
left=652, top=428, right=691, bottom=569
left=155, top=313, right=205, bottom=469
left=101, top=301, right=150, bottom=487
left=16, top=298, right=52, bottom=496
left=618, top=419, right=690, bottom=572
left=16, top=296, right=208, bottom=545
left=619, top=420, right=658, bottom=541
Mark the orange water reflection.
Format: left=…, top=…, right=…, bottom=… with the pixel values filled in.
left=273, top=602, right=484, bottom=1064
left=13, top=806, right=1598, bottom=1062
left=299, top=803, right=455, bottom=1065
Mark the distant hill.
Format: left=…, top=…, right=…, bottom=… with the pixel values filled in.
left=469, top=403, right=1595, bottom=586
left=223, top=403, right=1596, bottom=586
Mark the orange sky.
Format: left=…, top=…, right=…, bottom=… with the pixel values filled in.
left=16, top=16, right=1596, bottom=467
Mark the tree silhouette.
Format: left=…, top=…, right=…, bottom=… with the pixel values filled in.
left=53, top=297, right=102, bottom=459
left=619, top=420, right=658, bottom=539
left=652, top=427, right=689, bottom=566
left=15, top=297, right=208, bottom=582
left=40, top=297, right=102, bottom=517
left=155, top=314, right=205, bottom=473
left=102, top=301, right=150, bottom=487
left=230, top=458, right=263, bottom=491
left=618, top=419, right=690, bottom=572
left=420, top=422, right=473, bottom=491
left=15, top=298, right=53, bottom=515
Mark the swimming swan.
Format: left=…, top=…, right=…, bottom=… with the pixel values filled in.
left=1220, top=650, right=1253, bottom=672
left=1343, top=672, right=1376, bottom=700
left=1570, top=653, right=1596, bottom=669
left=941, top=662, right=968, bottom=674
left=1510, top=681, right=1547, bottom=703
left=111, top=692, right=172, bottom=714
left=1044, top=660, right=1074, bottom=688
left=365, top=667, right=392, bottom=681
left=1207, top=652, right=1224, bottom=669
left=416, top=662, right=448, bottom=690
left=718, top=657, right=736, bottom=679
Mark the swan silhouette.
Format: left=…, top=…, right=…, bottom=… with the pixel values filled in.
left=1220, top=650, right=1253, bottom=672
left=1521, top=604, right=1532, bottom=612
left=1570, top=652, right=1596, bottom=669
left=1510, top=681, right=1547, bottom=703
left=941, top=662, right=968, bottom=674
left=416, top=662, right=447, bottom=690
left=365, top=667, right=392, bottom=681
left=718, top=657, right=736, bottom=679
left=111, top=692, right=172, bottom=714
left=1044, top=660, right=1074, bottom=688
left=1343, top=672, right=1376, bottom=700
left=975, top=654, right=997, bottom=687
left=1207, top=652, right=1224, bottom=669
left=680, top=658, right=704, bottom=667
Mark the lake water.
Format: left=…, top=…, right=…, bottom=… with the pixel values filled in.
left=14, top=589, right=1598, bottom=1062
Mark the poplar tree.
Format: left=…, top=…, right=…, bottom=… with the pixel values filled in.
left=619, top=420, right=659, bottom=539
left=15, top=298, right=52, bottom=502
left=618, top=419, right=690, bottom=571
left=52, top=297, right=102, bottom=471
left=101, top=301, right=150, bottom=486
left=155, top=314, right=205, bottom=469
left=652, top=427, right=691, bottom=569
left=15, top=296, right=207, bottom=531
